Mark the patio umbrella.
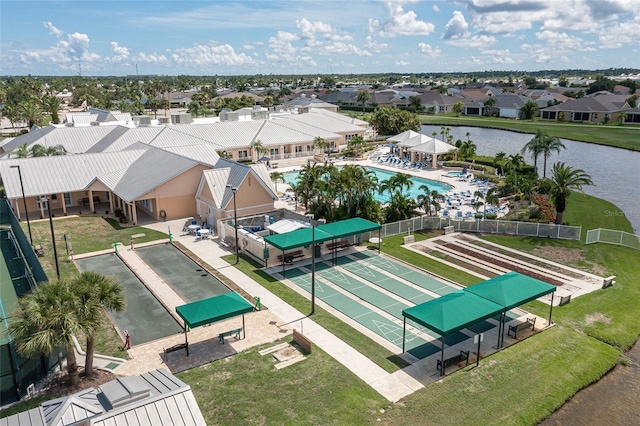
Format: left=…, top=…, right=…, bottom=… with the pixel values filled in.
left=462, top=164, right=468, bottom=174
left=259, top=156, right=270, bottom=162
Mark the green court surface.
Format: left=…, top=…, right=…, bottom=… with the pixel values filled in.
left=284, top=267, right=438, bottom=356
left=282, top=251, right=511, bottom=359
left=76, top=254, right=183, bottom=346
left=351, top=251, right=457, bottom=295
left=135, top=244, right=230, bottom=302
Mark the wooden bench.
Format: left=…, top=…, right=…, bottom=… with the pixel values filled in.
left=327, top=240, right=350, bottom=251
left=508, top=317, right=536, bottom=339
left=277, top=250, right=304, bottom=264
left=437, top=350, right=469, bottom=374
left=602, top=275, right=616, bottom=289
left=293, top=329, right=312, bottom=354
left=163, top=343, right=188, bottom=360
left=218, top=327, right=243, bottom=343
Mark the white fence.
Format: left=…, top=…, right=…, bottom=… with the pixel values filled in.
left=585, top=228, right=640, bottom=250
left=357, top=215, right=582, bottom=241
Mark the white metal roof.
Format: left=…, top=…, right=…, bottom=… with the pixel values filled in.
left=267, top=218, right=310, bottom=234
left=309, top=107, right=368, bottom=126
left=285, top=112, right=364, bottom=134
left=0, top=150, right=145, bottom=199
left=0, top=369, right=205, bottom=426
left=93, top=126, right=165, bottom=152
left=2, top=125, right=119, bottom=155
left=160, top=144, right=221, bottom=167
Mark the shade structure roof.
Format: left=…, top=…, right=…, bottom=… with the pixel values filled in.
left=176, top=292, right=254, bottom=329
left=317, top=217, right=381, bottom=239
left=397, top=133, right=433, bottom=148
left=264, top=226, right=334, bottom=251
left=464, top=271, right=556, bottom=310
left=267, top=218, right=310, bottom=234
left=409, top=138, right=456, bottom=155
left=403, top=290, right=503, bottom=336
left=386, top=129, right=421, bottom=143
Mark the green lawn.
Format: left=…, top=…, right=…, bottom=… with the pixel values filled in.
left=419, top=115, right=640, bottom=151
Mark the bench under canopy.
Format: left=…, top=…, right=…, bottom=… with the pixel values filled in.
left=176, top=292, right=255, bottom=356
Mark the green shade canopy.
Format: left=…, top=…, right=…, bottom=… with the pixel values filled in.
left=317, top=217, right=381, bottom=239
left=464, top=272, right=556, bottom=310
left=176, top=292, right=254, bottom=329
left=264, top=227, right=335, bottom=251
left=403, top=290, right=503, bottom=336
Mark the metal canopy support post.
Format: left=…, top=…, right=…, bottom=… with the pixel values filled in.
left=185, top=325, right=189, bottom=356
left=242, top=314, right=246, bottom=339
left=440, top=336, right=446, bottom=376
left=402, top=317, right=406, bottom=352
left=549, top=293, right=555, bottom=326
left=281, top=249, right=285, bottom=278
left=311, top=225, right=316, bottom=315
left=43, top=197, right=60, bottom=278
left=378, top=228, right=381, bottom=253
left=10, top=165, right=32, bottom=245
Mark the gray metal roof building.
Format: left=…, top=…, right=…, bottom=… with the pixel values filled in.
left=0, top=369, right=206, bottom=426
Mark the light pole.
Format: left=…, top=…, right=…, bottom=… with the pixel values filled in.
left=41, top=196, right=60, bottom=278
left=226, top=185, right=239, bottom=264
left=10, top=165, right=33, bottom=245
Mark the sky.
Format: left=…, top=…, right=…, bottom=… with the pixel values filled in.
left=1, top=0, right=639, bottom=76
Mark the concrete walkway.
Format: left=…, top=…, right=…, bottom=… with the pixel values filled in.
left=143, top=219, right=420, bottom=402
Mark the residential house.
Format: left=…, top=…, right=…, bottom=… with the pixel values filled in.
left=539, top=94, right=631, bottom=123
left=622, top=107, right=640, bottom=124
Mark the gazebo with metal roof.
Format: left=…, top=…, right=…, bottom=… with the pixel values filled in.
left=176, top=292, right=255, bottom=356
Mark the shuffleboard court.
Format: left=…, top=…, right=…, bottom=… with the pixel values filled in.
left=285, top=266, right=439, bottom=357
left=351, top=251, right=457, bottom=296
left=135, top=244, right=230, bottom=302
left=76, top=254, right=183, bottom=345
left=335, top=256, right=434, bottom=304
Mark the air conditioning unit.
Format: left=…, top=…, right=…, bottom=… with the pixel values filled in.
left=65, top=122, right=74, bottom=127
left=158, top=117, right=170, bottom=124
left=90, top=121, right=100, bottom=126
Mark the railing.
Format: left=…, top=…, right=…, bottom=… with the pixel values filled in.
left=358, top=215, right=582, bottom=241
left=585, top=228, right=640, bottom=250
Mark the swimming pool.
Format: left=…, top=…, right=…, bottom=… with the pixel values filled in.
left=283, top=166, right=453, bottom=203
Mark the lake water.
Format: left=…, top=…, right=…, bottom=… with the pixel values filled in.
left=422, top=125, right=640, bottom=233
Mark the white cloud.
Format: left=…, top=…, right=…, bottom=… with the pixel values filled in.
left=321, top=42, right=372, bottom=57
left=417, top=42, right=442, bottom=57
left=133, top=52, right=169, bottom=64
left=296, top=18, right=333, bottom=39
left=443, top=11, right=468, bottom=40
left=446, top=34, right=497, bottom=48
left=171, top=41, right=253, bottom=66
left=598, top=15, right=640, bottom=48
left=396, top=60, right=410, bottom=66
left=368, top=0, right=435, bottom=37
left=242, top=44, right=254, bottom=50
left=43, top=21, right=63, bottom=38
left=536, top=30, right=585, bottom=51
left=107, top=42, right=130, bottom=63
left=433, top=4, right=441, bottom=13
left=21, top=29, right=100, bottom=67
left=364, top=36, right=389, bottom=53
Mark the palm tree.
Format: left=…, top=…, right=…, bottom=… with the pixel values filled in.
left=458, top=140, right=477, bottom=162
left=314, top=136, right=332, bottom=158
left=520, top=100, right=539, bottom=120
left=250, top=139, right=269, bottom=161
left=356, top=90, right=371, bottom=112
left=549, top=162, right=594, bottom=224
left=494, top=151, right=506, bottom=176
left=42, top=95, right=61, bottom=124
left=73, top=272, right=125, bottom=379
left=270, top=171, right=285, bottom=192
left=507, top=154, right=525, bottom=191
left=19, top=101, right=43, bottom=129
left=430, top=190, right=444, bottom=216
left=30, top=143, right=67, bottom=157
left=521, top=130, right=546, bottom=175
left=9, top=278, right=86, bottom=386
left=10, top=142, right=30, bottom=158
left=483, top=97, right=497, bottom=116
left=417, top=184, right=432, bottom=215
left=539, top=133, right=566, bottom=178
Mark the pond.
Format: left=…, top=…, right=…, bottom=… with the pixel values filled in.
left=422, top=125, right=640, bottom=233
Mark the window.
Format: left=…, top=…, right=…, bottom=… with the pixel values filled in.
left=573, top=112, right=589, bottom=121
left=306, top=145, right=313, bottom=152
left=64, top=193, right=72, bottom=207
left=137, top=199, right=153, bottom=213
left=238, top=150, right=248, bottom=159
left=269, top=148, right=279, bottom=156
left=295, top=146, right=303, bottom=153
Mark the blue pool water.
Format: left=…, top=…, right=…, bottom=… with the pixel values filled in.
left=283, top=166, right=453, bottom=203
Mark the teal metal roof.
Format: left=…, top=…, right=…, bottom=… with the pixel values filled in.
left=464, top=271, right=556, bottom=310
left=316, top=217, right=381, bottom=239
left=403, top=291, right=503, bottom=336
left=176, top=292, right=254, bottom=329
left=264, top=226, right=334, bottom=251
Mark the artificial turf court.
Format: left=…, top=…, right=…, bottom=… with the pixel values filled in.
left=135, top=243, right=230, bottom=302
left=76, top=253, right=183, bottom=345
left=278, top=249, right=519, bottom=360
